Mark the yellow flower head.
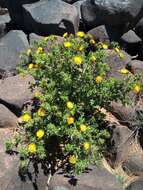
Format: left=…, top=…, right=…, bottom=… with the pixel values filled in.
left=76, top=31, right=85, bottom=38
left=79, top=46, right=84, bottom=51
left=67, top=116, right=74, bottom=125
left=83, top=142, right=90, bottom=151
left=34, top=91, right=42, bottom=98
left=28, top=63, right=34, bottom=69
left=91, top=55, right=96, bottom=61
left=67, top=101, right=74, bottom=110
left=114, top=47, right=120, bottom=53
left=119, top=52, right=124, bottom=59
left=36, top=129, right=45, bottom=139
left=37, top=108, right=46, bottom=117
left=63, top=32, right=68, bottom=38
left=102, top=43, right=108, bottom=49
left=44, top=37, right=49, bottom=41
left=64, top=41, right=72, bottom=48
left=69, top=155, right=77, bottom=164
left=28, top=143, right=36, bottom=153
left=80, top=124, right=87, bottom=132
left=133, top=85, right=141, bottom=94
left=36, top=47, right=43, bottom=54
left=73, top=56, right=82, bottom=65
left=21, top=113, right=31, bottom=122
left=119, top=68, right=129, bottom=74
left=95, top=76, right=103, bottom=83
left=27, top=48, right=32, bottom=56
left=90, top=39, right=96, bottom=45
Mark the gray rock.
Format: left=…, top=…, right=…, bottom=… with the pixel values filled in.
left=130, top=60, right=143, bottom=75
left=0, top=30, right=29, bottom=78
left=0, top=75, right=34, bottom=114
left=62, top=0, right=79, bottom=4
left=135, top=18, right=143, bottom=40
left=120, top=30, right=142, bottom=44
left=0, top=104, right=18, bottom=128
left=23, top=0, right=79, bottom=35
left=73, top=0, right=86, bottom=19
left=122, top=154, right=143, bottom=176
left=49, top=166, right=123, bottom=190
left=0, top=13, right=10, bottom=38
left=81, top=0, right=143, bottom=32
left=0, top=128, right=48, bottom=190
left=88, top=25, right=110, bottom=43
left=126, top=178, right=143, bottom=190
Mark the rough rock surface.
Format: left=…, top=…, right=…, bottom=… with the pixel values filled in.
left=126, top=177, right=143, bottom=190
left=0, top=30, right=29, bottom=78
left=23, top=0, right=79, bottom=35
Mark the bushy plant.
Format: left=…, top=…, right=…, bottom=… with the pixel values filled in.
left=6, top=32, right=141, bottom=175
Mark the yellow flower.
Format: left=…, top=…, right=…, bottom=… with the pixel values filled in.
left=76, top=31, right=85, bottom=38
left=69, top=155, right=77, bottom=164
left=64, top=41, right=72, bottom=48
left=19, top=72, right=25, bottom=79
left=80, top=124, right=87, bottom=132
left=63, top=32, right=68, bottom=38
left=79, top=46, right=84, bottom=51
left=73, top=56, right=82, bottom=65
left=90, top=39, right=95, bottom=44
left=37, top=108, right=46, bottom=117
left=67, top=116, right=74, bottom=125
left=114, top=47, right=120, bottom=53
left=36, top=129, right=45, bottom=139
left=21, top=113, right=31, bottom=122
left=102, top=43, right=108, bottom=49
left=133, top=85, right=141, bottom=94
left=95, top=76, right=103, bottom=83
left=36, top=47, right=43, bottom=54
left=119, top=68, right=129, bottom=74
left=27, top=48, right=32, bottom=56
left=34, top=91, right=41, bottom=98
left=28, top=63, right=34, bottom=69
left=91, top=55, right=96, bottom=61
left=119, top=52, right=124, bottom=59
left=67, top=101, right=74, bottom=110
left=83, top=142, right=90, bottom=151
left=28, top=143, right=37, bottom=153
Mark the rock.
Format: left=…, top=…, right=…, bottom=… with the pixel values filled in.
left=0, top=13, right=10, bottom=38
left=0, top=104, right=18, bottom=128
left=109, top=102, right=134, bottom=126
left=103, top=49, right=131, bottom=78
left=120, top=30, right=141, bottom=45
left=0, top=75, right=34, bottom=115
left=126, top=177, right=143, bottom=190
left=29, top=33, right=44, bottom=45
left=62, top=0, right=79, bottom=4
left=81, top=0, right=143, bottom=31
left=88, top=25, right=110, bottom=43
left=129, top=60, right=143, bottom=75
left=73, top=0, right=86, bottom=19
left=49, top=166, right=123, bottom=190
left=135, top=18, right=143, bottom=40
left=0, top=128, right=48, bottom=190
left=0, top=30, right=29, bottom=78
left=122, top=154, right=143, bottom=176
left=23, top=0, right=79, bottom=35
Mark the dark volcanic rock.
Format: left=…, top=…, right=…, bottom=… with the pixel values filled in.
left=126, top=178, right=143, bottom=190
left=81, top=0, right=143, bottom=32
left=122, top=154, right=143, bottom=176
left=0, top=75, right=34, bottom=114
left=0, top=104, right=18, bottom=128
left=88, top=25, right=110, bottom=43
left=0, top=30, right=29, bottom=78
left=49, top=166, right=123, bottom=190
left=23, top=0, right=79, bottom=35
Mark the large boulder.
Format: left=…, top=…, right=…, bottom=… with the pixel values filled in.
left=0, top=13, right=10, bottom=38
left=0, top=30, right=29, bottom=78
left=0, top=75, right=34, bottom=115
left=0, top=128, right=48, bottom=190
left=81, top=0, right=143, bottom=32
left=22, top=0, right=79, bottom=35
left=49, top=166, right=123, bottom=190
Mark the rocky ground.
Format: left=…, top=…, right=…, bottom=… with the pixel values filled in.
left=1, top=0, right=143, bottom=190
